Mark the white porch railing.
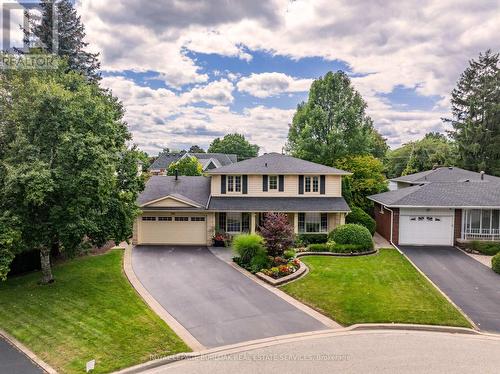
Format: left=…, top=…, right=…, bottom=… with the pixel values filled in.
left=464, top=228, right=500, bottom=241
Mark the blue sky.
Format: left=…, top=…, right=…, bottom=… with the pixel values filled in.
left=9, top=0, right=497, bottom=155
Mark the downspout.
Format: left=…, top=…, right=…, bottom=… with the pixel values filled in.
left=384, top=205, right=396, bottom=246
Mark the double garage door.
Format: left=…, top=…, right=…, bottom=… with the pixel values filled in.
left=399, top=209, right=454, bottom=246
left=138, top=215, right=207, bottom=245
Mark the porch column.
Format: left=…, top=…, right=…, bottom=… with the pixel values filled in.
left=293, top=213, right=299, bottom=234
left=250, top=212, right=256, bottom=234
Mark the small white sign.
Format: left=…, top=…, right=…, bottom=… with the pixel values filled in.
left=86, top=359, right=95, bottom=372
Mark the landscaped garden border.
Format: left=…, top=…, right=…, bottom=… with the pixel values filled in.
left=296, top=248, right=378, bottom=257
left=256, top=260, right=308, bottom=286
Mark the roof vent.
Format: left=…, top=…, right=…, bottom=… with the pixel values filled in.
left=464, top=179, right=470, bottom=183
left=448, top=167, right=453, bottom=170
left=480, top=171, right=485, bottom=180
left=265, top=162, right=268, bottom=167
left=175, top=169, right=179, bottom=181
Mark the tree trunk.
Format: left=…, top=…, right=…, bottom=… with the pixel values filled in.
left=39, top=247, right=54, bottom=284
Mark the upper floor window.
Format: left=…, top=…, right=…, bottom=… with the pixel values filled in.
left=227, top=175, right=242, bottom=192
left=304, top=176, right=319, bottom=193
left=269, top=175, right=278, bottom=190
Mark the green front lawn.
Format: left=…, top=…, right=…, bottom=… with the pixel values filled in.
left=0, top=250, right=189, bottom=373
left=282, top=248, right=471, bottom=327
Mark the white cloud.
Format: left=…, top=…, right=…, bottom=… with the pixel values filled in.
left=78, top=0, right=500, bottom=149
left=237, top=72, right=313, bottom=98
left=184, top=79, right=234, bottom=105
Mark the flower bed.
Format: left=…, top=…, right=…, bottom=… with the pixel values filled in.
left=261, top=258, right=301, bottom=279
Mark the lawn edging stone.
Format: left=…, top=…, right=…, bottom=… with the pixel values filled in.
left=255, top=261, right=308, bottom=286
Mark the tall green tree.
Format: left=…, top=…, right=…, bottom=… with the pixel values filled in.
left=286, top=71, right=382, bottom=166
left=335, top=155, right=388, bottom=213
left=188, top=145, right=205, bottom=153
left=167, top=156, right=203, bottom=176
left=208, top=133, right=259, bottom=161
left=26, top=0, right=100, bottom=81
left=0, top=61, right=143, bottom=283
left=445, top=50, right=500, bottom=175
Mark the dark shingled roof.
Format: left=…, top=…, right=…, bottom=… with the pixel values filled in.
left=391, top=167, right=500, bottom=184
left=137, top=176, right=210, bottom=208
left=206, top=153, right=350, bottom=175
left=208, top=197, right=350, bottom=212
left=149, top=153, right=237, bottom=171
left=369, top=181, right=500, bottom=207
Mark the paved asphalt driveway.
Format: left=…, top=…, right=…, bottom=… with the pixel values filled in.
left=132, top=246, right=327, bottom=348
left=0, top=336, right=43, bottom=374
left=400, top=246, right=500, bottom=333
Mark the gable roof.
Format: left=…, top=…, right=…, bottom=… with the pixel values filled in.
left=369, top=180, right=500, bottom=208
left=149, top=152, right=237, bottom=171
left=206, top=153, right=351, bottom=175
left=391, top=167, right=500, bottom=184
left=137, top=176, right=211, bottom=208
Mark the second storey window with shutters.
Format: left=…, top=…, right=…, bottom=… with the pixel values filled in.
left=304, top=175, right=320, bottom=193
left=227, top=175, right=242, bottom=192
left=312, top=176, right=319, bottom=192
left=269, top=175, right=278, bottom=190
left=305, top=176, right=311, bottom=192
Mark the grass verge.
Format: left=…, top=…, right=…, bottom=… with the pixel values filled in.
left=282, top=248, right=471, bottom=327
left=0, top=249, right=189, bottom=373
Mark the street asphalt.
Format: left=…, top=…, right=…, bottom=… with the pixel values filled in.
left=132, top=245, right=327, bottom=348
left=400, top=246, right=500, bottom=333
left=0, top=336, right=44, bottom=374
left=143, top=330, right=500, bottom=374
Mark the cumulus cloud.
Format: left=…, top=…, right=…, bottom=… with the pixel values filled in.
left=78, top=0, right=500, bottom=150
left=184, top=79, right=234, bottom=105
left=237, top=72, right=313, bottom=98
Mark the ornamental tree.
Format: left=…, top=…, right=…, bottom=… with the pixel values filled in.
left=259, top=213, right=294, bottom=257
left=167, top=156, right=203, bottom=176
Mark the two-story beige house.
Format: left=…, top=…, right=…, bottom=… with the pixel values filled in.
left=133, top=153, right=351, bottom=246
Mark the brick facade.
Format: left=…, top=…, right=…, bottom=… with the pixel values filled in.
left=374, top=203, right=399, bottom=244
left=454, top=209, right=462, bottom=244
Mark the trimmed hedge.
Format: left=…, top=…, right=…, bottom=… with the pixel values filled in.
left=329, top=224, right=374, bottom=250
left=492, top=253, right=500, bottom=275
left=307, top=242, right=368, bottom=254
left=470, top=241, right=500, bottom=256
left=308, top=243, right=331, bottom=252
left=346, top=206, right=376, bottom=235
left=298, top=233, right=328, bottom=245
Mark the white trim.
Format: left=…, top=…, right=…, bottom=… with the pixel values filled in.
left=140, top=195, right=202, bottom=208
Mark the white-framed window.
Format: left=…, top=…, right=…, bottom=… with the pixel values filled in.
left=190, top=217, right=205, bottom=222
left=158, top=217, right=172, bottom=221
left=142, top=216, right=156, bottom=221
left=269, top=175, right=278, bottom=190
left=304, top=176, right=319, bottom=193
left=298, top=213, right=328, bottom=233
left=312, top=176, right=319, bottom=192
left=174, top=216, right=189, bottom=222
left=227, top=212, right=242, bottom=232
left=227, top=175, right=242, bottom=192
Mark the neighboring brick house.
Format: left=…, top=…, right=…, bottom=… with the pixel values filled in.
left=148, top=152, right=237, bottom=175
left=369, top=167, right=500, bottom=246
left=133, top=153, right=351, bottom=246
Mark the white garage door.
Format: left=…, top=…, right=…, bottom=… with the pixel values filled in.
left=138, top=215, right=207, bottom=245
left=399, top=211, right=454, bottom=246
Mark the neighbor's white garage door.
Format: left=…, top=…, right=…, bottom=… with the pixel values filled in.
left=399, top=209, right=454, bottom=246
left=138, top=215, right=207, bottom=245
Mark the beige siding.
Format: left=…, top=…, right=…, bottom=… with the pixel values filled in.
left=328, top=212, right=345, bottom=232
left=146, top=197, right=194, bottom=208
left=137, top=212, right=209, bottom=245
left=210, top=174, right=342, bottom=197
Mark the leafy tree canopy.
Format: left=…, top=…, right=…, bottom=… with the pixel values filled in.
left=0, top=60, right=143, bottom=283
left=167, top=156, right=203, bottom=176
left=188, top=145, right=205, bottom=153
left=445, top=50, right=500, bottom=175
left=208, top=133, right=259, bottom=161
left=286, top=71, right=385, bottom=165
left=335, top=155, right=388, bottom=213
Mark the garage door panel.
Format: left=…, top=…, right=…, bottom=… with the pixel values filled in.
left=399, top=213, right=454, bottom=246
left=139, top=215, right=207, bottom=245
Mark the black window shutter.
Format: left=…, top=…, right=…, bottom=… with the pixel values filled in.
left=298, top=175, right=304, bottom=194
left=278, top=175, right=284, bottom=192
left=320, top=175, right=326, bottom=194
left=242, top=175, right=248, bottom=194
left=218, top=213, right=226, bottom=231
left=221, top=175, right=226, bottom=194
left=262, top=175, right=268, bottom=191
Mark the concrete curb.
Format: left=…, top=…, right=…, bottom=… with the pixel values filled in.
left=0, top=329, right=57, bottom=374
left=112, top=323, right=500, bottom=373
left=393, top=244, right=479, bottom=330
left=123, top=245, right=205, bottom=351
left=228, top=261, right=341, bottom=329
left=255, top=261, right=308, bottom=286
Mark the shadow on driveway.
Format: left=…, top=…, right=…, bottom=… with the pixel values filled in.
left=400, top=246, right=500, bottom=333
